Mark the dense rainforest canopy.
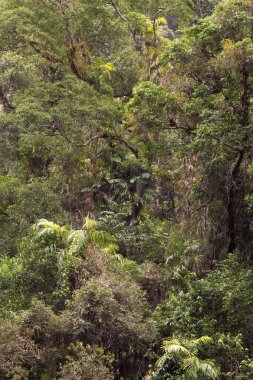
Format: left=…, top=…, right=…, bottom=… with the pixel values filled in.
left=0, top=0, right=253, bottom=378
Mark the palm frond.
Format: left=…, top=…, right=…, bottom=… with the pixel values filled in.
left=67, top=229, right=87, bottom=254
left=198, top=360, right=220, bottom=379
left=163, top=339, right=191, bottom=358
left=194, top=336, right=213, bottom=346
left=36, top=219, right=64, bottom=238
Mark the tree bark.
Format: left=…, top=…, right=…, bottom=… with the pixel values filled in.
left=227, top=150, right=245, bottom=253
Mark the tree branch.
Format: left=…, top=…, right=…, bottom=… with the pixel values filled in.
left=113, top=135, right=139, bottom=157
left=167, top=118, right=243, bottom=152
left=51, top=125, right=139, bottom=156
left=107, top=0, right=152, bottom=76
left=28, top=39, right=62, bottom=64
left=108, top=0, right=129, bottom=24
left=153, top=7, right=166, bottom=47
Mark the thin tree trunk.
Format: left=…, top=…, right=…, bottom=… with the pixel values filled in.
left=227, top=150, right=245, bottom=252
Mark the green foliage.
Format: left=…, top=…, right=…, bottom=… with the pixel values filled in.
left=58, top=342, right=114, bottom=380
left=151, top=336, right=220, bottom=379
left=155, top=255, right=253, bottom=378
left=129, top=81, right=173, bottom=130
left=0, top=219, right=157, bottom=377
left=1, top=0, right=253, bottom=379
left=98, top=212, right=171, bottom=263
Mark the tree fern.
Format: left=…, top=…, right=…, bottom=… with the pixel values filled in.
left=153, top=337, right=220, bottom=380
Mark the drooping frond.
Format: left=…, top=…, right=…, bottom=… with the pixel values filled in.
left=194, top=336, right=213, bottom=347
left=182, top=356, right=200, bottom=373
left=162, top=338, right=191, bottom=358
left=67, top=229, right=87, bottom=254
left=198, top=360, right=220, bottom=379
left=155, top=337, right=220, bottom=380
left=35, top=219, right=65, bottom=239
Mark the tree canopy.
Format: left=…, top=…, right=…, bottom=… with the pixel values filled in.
left=0, top=0, right=253, bottom=379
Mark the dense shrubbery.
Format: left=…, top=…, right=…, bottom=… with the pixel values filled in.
left=0, top=0, right=253, bottom=378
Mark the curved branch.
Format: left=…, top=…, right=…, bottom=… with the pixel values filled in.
left=114, top=135, right=139, bottom=157
left=51, top=125, right=139, bottom=156
left=108, top=0, right=129, bottom=24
